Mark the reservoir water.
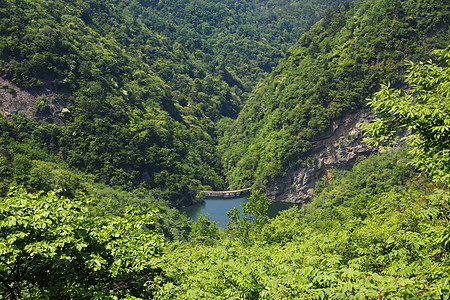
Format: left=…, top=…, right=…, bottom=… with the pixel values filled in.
left=183, top=196, right=299, bottom=227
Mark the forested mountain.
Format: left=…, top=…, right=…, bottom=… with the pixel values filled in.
left=0, top=0, right=345, bottom=206
left=134, top=0, right=347, bottom=92
left=156, top=46, right=449, bottom=299
left=219, top=0, right=449, bottom=192
left=1, top=0, right=450, bottom=298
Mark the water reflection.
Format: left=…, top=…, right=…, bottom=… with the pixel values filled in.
left=183, top=197, right=299, bottom=227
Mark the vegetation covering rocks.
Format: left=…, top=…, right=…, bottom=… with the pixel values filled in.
left=219, top=0, right=449, bottom=191
left=0, top=0, right=449, bottom=298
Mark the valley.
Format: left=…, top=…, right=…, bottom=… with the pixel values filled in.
left=0, top=0, right=449, bottom=298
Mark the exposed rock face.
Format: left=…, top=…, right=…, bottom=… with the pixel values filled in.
left=0, top=78, right=70, bottom=124
left=266, top=110, right=379, bottom=203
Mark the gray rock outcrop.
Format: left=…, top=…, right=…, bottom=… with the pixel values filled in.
left=266, top=110, right=379, bottom=203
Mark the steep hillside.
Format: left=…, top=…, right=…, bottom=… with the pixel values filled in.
left=1, top=0, right=449, bottom=297
left=157, top=48, right=450, bottom=295
left=136, top=0, right=348, bottom=92
left=158, top=49, right=450, bottom=293
left=0, top=0, right=346, bottom=205
left=2, top=50, right=449, bottom=298
left=0, top=0, right=223, bottom=205
left=219, top=0, right=450, bottom=201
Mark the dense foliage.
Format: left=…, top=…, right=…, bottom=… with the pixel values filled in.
left=362, top=47, right=450, bottom=186
left=0, top=0, right=347, bottom=205
left=0, top=187, right=164, bottom=298
left=219, top=0, right=450, bottom=189
left=1, top=0, right=449, bottom=298
left=304, top=147, right=413, bottom=225
left=0, top=123, right=193, bottom=241
left=0, top=0, right=224, bottom=204
left=134, top=0, right=347, bottom=92
left=157, top=153, right=450, bottom=299
left=153, top=42, right=450, bottom=300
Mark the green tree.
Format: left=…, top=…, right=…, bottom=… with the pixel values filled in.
left=362, top=47, right=450, bottom=186
left=12, top=155, right=33, bottom=185
left=226, top=190, right=270, bottom=244
left=0, top=187, right=164, bottom=299
left=188, top=213, right=220, bottom=246
left=242, top=190, right=270, bottom=228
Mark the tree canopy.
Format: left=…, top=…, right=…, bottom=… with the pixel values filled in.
left=0, top=187, right=164, bottom=299
left=363, top=47, right=450, bottom=186
left=218, top=0, right=450, bottom=190
left=0, top=0, right=449, bottom=298
left=0, top=0, right=347, bottom=206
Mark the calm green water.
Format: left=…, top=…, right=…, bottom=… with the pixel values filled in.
left=183, top=196, right=299, bottom=227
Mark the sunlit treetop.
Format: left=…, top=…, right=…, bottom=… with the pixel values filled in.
left=362, top=47, right=450, bottom=186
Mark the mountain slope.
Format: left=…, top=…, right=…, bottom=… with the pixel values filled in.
left=219, top=0, right=450, bottom=199
left=0, top=0, right=347, bottom=205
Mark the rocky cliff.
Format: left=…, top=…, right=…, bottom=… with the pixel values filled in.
left=266, top=110, right=379, bottom=203
left=0, top=78, right=70, bottom=125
